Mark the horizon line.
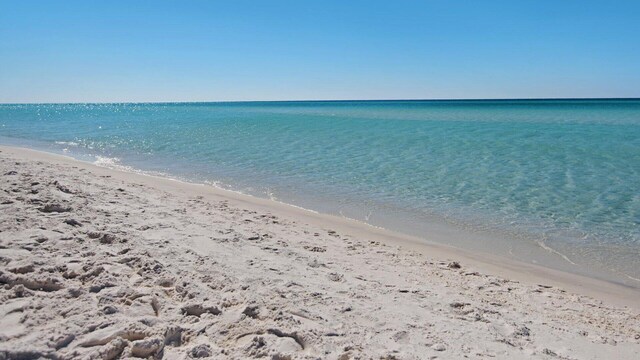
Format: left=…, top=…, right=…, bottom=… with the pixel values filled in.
left=1, top=97, right=639, bottom=105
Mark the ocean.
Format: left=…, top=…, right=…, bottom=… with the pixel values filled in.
left=1, top=100, right=639, bottom=285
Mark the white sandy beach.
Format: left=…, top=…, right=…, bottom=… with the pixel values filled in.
left=0, top=145, right=638, bottom=359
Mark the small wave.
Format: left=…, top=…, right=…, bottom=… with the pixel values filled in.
left=55, top=141, right=79, bottom=147
left=620, top=273, right=640, bottom=283
left=94, top=155, right=125, bottom=168
left=536, top=239, right=577, bottom=265
left=607, top=267, right=640, bottom=283
left=93, top=156, right=142, bottom=174
left=92, top=156, right=166, bottom=179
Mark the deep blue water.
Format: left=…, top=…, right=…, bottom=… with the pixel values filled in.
left=1, top=100, right=639, bottom=284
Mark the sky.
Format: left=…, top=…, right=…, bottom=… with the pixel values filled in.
left=1, top=0, right=639, bottom=103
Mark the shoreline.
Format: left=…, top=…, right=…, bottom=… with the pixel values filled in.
left=2, top=144, right=638, bottom=308
left=1, top=144, right=639, bottom=358
left=4, top=135, right=639, bottom=290
left=2, top=122, right=639, bottom=289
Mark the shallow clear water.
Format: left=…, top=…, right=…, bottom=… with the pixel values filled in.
left=1, top=100, right=639, bottom=285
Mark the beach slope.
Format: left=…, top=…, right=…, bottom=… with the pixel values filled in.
left=0, top=146, right=638, bottom=359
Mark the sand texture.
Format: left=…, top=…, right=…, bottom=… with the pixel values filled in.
left=0, top=146, right=639, bottom=359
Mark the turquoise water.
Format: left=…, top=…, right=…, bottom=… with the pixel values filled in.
left=1, top=100, right=639, bottom=285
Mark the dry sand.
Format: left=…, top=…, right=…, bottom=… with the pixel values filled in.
left=0, top=145, right=638, bottom=359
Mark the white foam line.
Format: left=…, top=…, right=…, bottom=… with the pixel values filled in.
left=335, top=209, right=385, bottom=230
left=91, top=154, right=323, bottom=215
left=610, top=269, right=640, bottom=283
left=621, top=273, right=640, bottom=283
left=536, top=239, right=577, bottom=265
left=364, top=210, right=373, bottom=221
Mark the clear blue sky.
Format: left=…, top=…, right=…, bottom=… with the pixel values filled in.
left=1, top=1, right=639, bottom=103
